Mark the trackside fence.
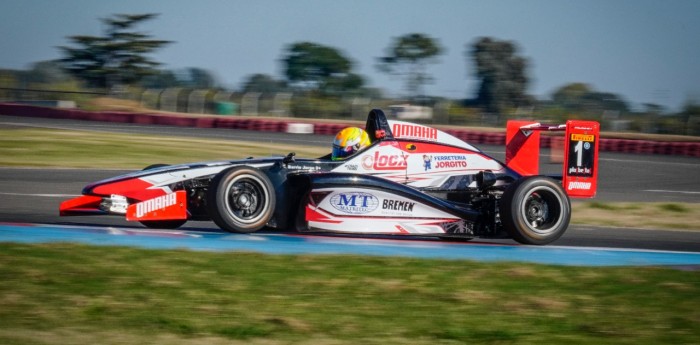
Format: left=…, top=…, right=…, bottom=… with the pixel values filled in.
left=1, top=102, right=698, bottom=157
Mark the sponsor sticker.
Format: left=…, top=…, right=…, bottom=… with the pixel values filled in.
left=330, top=192, right=379, bottom=214
left=382, top=199, right=415, bottom=212
left=362, top=151, right=408, bottom=171
left=567, top=181, right=592, bottom=191
left=392, top=123, right=438, bottom=141
left=287, top=165, right=321, bottom=171
left=435, top=161, right=467, bottom=168
left=136, top=193, right=177, bottom=218
left=422, top=155, right=432, bottom=171
left=422, top=155, right=468, bottom=170
left=126, top=191, right=186, bottom=221
left=571, top=133, right=595, bottom=142
left=361, top=155, right=374, bottom=170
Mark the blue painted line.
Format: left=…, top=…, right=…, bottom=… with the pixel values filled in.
left=1, top=223, right=700, bottom=267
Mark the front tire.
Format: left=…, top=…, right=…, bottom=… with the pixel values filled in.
left=500, top=176, right=570, bottom=245
left=207, top=166, right=276, bottom=233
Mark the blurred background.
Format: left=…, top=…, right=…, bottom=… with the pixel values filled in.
left=1, top=0, right=698, bottom=135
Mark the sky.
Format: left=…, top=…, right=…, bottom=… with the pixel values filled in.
left=1, top=0, right=699, bottom=112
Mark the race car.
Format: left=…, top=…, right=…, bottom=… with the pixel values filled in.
left=60, top=109, right=599, bottom=245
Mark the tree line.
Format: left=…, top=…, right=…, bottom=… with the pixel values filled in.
left=55, top=15, right=535, bottom=116
left=1, top=13, right=698, bottom=135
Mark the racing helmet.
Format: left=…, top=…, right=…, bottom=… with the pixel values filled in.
left=332, top=127, right=370, bottom=161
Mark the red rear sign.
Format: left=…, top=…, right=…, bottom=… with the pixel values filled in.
left=563, top=120, right=599, bottom=198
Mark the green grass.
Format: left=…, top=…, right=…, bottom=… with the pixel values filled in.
left=657, top=203, right=690, bottom=213
left=0, top=127, right=327, bottom=169
left=0, top=243, right=698, bottom=344
left=585, top=201, right=619, bottom=211
left=572, top=202, right=700, bottom=230
left=584, top=201, right=641, bottom=211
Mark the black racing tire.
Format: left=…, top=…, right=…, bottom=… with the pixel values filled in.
left=206, top=166, right=276, bottom=233
left=500, top=176, right=571, bottom=245
left=139, top=219, right=187, bottom=229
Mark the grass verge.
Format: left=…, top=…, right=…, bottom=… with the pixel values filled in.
left=0, top=127, right=327, bottom=169
left=571, top=201, right=700, bottom=231
left=0, top=243, right=698, bottom=344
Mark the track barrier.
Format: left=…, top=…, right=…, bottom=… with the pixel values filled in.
left=1, top=102, right=698, bottom=157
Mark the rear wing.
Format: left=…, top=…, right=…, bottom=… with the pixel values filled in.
left=506, top=120, right=600, bottom=198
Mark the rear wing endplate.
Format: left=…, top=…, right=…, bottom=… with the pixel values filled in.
left=506, top=120, right=600, bottom=198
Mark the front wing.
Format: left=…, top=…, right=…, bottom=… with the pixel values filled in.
left=60, top=191, right=188, bottom=222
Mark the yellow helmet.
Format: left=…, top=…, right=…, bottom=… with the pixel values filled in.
left=332, top=127, right=370, bottom=160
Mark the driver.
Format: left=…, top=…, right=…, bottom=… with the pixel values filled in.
left=331, top=127, right=370, bottom=161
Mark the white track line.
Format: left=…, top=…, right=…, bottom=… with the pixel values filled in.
left=0, top=192, right=79, bottom=198
left=644, top=190, right=700, bottom=195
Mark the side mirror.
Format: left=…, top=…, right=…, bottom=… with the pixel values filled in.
left=283, top=152, right=296, bottom=165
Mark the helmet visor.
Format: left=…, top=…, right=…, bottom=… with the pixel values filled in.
left=332, top=144, right=352, bottom=160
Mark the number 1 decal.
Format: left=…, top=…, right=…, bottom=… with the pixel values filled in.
left=567, top=134, right=595, bottom=177
left=574, top=140, right=583, bottom=167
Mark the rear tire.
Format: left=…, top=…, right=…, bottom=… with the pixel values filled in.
left=207, top=166, right=276, bottom=233
left=500, top=176, right=570, bottom=245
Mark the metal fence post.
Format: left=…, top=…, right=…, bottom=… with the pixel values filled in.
left=160, top=88, right=181, bottom=112
left=241, top=92, right=261, bottom=116
left=272, top=92, right=292, bottom=116
left=188, top=89, right=208, bottom=114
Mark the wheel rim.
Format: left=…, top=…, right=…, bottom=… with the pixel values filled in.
left=223, top=175, right=269, bottom=225
left=520, top=186, right=563, bottom=235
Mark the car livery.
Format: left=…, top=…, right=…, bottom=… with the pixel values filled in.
left=60, top=109, right=600, bottom=245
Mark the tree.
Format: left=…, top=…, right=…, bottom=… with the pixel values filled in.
left=377, top=33, right=443, bottom=98
left=679, top=102, right=700, bottom=136
left=24, top=61, right=74, bottom=85
left=241, top=74, right=288, bottom=93
left=58, top=13, right=171, bottom=89
left=469, top=37, right=530, bottom=115
left=282, top=42, right=362, bottom=94
left=178, top=68, right=218, bottom=89
left=551, top=83, right=630, bottom=114
left=140, top=70, right=178, bottom=89
left=552, top=83, right=592, bottom=110
left=582, top=92, right=629, bottom=114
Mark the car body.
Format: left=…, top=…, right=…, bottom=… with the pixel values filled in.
left=60, top=109, right=599, bottom=245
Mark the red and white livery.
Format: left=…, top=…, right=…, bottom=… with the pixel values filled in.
left=60, top=109, right=599, bottom=245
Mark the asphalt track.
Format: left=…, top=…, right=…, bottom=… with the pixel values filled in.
left=2, top=114, right=700, bottom=266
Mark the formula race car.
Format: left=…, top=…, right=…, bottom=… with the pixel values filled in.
left=60, top=109, right=599, bottom=245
